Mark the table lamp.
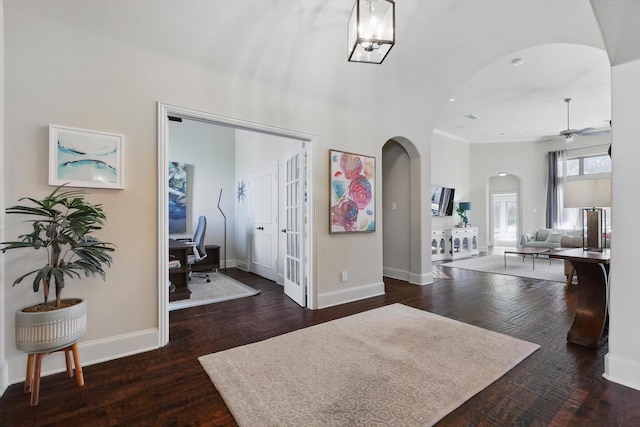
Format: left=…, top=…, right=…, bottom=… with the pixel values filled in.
left=457, top=202, right=472, bottom=226
left=563, top=178, right=611, bottom=251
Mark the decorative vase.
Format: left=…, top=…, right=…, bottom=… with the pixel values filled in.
left=15, top=298, right=87, bottom=353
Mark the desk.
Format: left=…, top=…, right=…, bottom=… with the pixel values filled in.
left=169, top=239, right=192, bottom=301
left=549, top=248, right=610, bottom=349
left=191, top=245, right=220, bottom=272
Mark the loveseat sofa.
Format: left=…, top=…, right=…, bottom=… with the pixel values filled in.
left=519, top=228, right=583, bottom=250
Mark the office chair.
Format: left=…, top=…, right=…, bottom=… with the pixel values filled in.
left=186, top=215, right=211, bottom=283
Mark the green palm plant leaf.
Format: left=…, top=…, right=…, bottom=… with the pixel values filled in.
left=1, top=185, right=116, bottom=308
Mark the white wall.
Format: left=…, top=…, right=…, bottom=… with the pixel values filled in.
left=431, top=134, right=471, bottom=229
left=168, top=119, right=236, bottom=265
left=2, top=0, right=627, bottom=388
left=469, top=136, right=610, bottom=249
left=605, top=58, right=640, bottom=391
left=3, top=2, right=409, bottom=381
left=0, top=0, right=7, bottom=395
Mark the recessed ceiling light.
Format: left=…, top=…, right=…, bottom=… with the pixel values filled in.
left=464, top=114, right=478, bottom=120
left=511, top=58, right=524, bottom=67
left=498, top=172, right=507, bottom=177
left=449, top=98, right=455, bottom=102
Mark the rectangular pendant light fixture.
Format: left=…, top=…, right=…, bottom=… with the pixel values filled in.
left=347, top=0, right=395, bottom=64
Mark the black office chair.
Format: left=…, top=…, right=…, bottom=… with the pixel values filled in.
left=186, top=216, right=210, bottom=283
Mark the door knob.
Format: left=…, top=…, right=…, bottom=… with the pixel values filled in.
left=281, top=229, right=287, bottom=233
left=256, top=226, right=264, bottom=230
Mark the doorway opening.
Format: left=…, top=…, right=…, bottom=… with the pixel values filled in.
left=157, top=103, right=315, bottom=346
left=381, top=137, right=431, bottom=285
left=492, top=192, right=518, bottom=247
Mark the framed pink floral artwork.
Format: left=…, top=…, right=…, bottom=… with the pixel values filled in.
left=330, top=149, right=375, bottom=233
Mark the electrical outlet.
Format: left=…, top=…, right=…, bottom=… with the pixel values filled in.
left=341, top=271, right=348, bottom=282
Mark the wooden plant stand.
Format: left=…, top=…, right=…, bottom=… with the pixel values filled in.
left=24, top=342, right=84, bottom=406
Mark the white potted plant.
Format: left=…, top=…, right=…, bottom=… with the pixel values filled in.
left=1, top=185, right=115, bottom=353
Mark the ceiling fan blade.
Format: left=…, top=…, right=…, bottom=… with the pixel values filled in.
left=580, top=127, right=610, bottom=136
left=535, top=134, right=563, bottom=143
left=577, top=127, right=596, bottom=135
left=559, top=128, right=579, bottom=137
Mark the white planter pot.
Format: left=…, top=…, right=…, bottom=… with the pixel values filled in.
left=15, top=298, right=87, bottom=353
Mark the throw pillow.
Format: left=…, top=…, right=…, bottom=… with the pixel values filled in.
left=545, top=232, right=563, bottom=244
left=536, top=228, right=552, bottom=241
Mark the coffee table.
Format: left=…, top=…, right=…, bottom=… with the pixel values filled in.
left=503, top=247, right=551, bottom=270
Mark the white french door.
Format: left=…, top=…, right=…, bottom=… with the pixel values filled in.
left=283, top=150, right=305, bottom=307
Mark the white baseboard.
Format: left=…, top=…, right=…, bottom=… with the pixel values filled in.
left=409, top=272, right=433, bottom=285
left=6, top=328, right=159, bottom=385
left=0, top=359, right=8, bottom=397
left=219, top=258, right=236, bottom=269
left=382, top=267, right=433, bottom=286
left=317, top=281, right=385, bottom=309
left=604, top=353, right=640, bottom=392
left=382, top=267, right=410, bottom=281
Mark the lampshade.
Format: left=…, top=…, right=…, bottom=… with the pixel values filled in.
left=564, top=178, right=611, bottom=208
left=347, top=0, right=395, bottom=64
left=458, top=202, right=472, bottom=211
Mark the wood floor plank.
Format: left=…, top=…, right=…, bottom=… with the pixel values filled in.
left=1, top=266, right=639, bottom=426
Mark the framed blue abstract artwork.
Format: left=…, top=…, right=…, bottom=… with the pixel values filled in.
left=168, top=161, right=189, bottom=234
left=49, top=124, right=125, bottom=189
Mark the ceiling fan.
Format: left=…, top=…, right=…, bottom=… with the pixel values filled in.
left=555, top=98, right=609, bottom=143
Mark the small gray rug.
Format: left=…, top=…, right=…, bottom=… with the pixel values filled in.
left=199, top=303, right=539, bottom=426
left=169, top=272, right=259, bottom=311
left=443, top=254, right=566, bottom=283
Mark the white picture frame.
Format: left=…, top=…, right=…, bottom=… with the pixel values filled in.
left=49, top=124, right=125, bottom=189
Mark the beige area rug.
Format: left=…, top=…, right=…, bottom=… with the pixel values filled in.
left=442, top=254, right=567, bottom=283
left=169, top=272, right=260, bottom=311
left=199, top=303, right=539, bottom=426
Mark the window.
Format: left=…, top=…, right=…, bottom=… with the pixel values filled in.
left=562, top=153, right=612, bottom=232
left=584, top=155, right=611, bottom=175
left=566, top=154, right=611, bottom=176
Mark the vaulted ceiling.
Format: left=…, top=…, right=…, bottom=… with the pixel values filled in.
left=13, top=0, right=639, bottom=145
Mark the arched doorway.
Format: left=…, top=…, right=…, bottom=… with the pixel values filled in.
left=381, top=137, right=431, bottom=285
left=487, top=173, right=522, bottom=250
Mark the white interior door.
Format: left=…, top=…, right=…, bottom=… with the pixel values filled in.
left=283, top=150, right=305, bottom=307
left=248, top=163, right=278, bottom=282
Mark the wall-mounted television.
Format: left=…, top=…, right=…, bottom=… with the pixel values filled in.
left=431, top=185, right=455, bottom=216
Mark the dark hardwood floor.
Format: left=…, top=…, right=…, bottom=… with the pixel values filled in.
left=2, top=265, right=640, bottom=426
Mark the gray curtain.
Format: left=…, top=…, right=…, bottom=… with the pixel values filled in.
left=546, top=150, right=566, bottom=228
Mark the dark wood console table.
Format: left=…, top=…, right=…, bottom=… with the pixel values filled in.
left=549, top=248, right=610, bottom=349
left=169, top=239, right=192, bottom=302
left=191, top=245, right=220, bottom=272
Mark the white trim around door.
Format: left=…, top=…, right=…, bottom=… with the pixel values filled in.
left=157, top=102, right=316, bottom=347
